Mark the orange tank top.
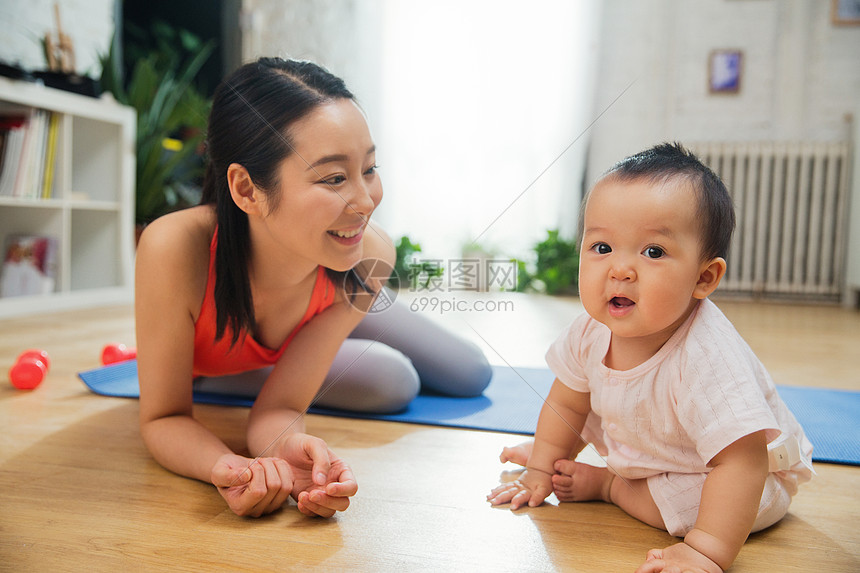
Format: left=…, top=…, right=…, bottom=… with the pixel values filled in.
left=192, top=230, right=337, bottom=377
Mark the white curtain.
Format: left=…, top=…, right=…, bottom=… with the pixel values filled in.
left=372, top=0, right=600, bottom=260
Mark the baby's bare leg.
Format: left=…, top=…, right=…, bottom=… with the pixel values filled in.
left=551, top=460, right=614, bottom=502
left=553, top=460, right=665, bottom=531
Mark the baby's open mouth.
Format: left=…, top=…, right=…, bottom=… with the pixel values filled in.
left=611, top=297, right=634, bottom=308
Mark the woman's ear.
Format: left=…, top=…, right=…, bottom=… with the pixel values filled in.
left=226, top=163, right=264, bottom=215
left=693, top=257, right=727, bottom=300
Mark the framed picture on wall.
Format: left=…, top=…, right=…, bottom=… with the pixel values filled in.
left=708, top=49, right=743, bottom=94
left=832, top=0, right=860, bottom=25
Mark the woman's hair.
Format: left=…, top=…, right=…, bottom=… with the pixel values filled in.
left=579, top=142, right=735, bottom=261
left=199, top=57, right=361, bottom=345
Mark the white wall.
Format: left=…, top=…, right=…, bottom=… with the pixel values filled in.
left=588, top=0, right=860, bottom=305
left=587, top=0, right=860, bottom=187
left=239, top=0, right=384, bottom=133
left=0, top=0, right=116, bottom=77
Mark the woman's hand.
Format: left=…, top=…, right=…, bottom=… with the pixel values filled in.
left=486, top=468, right=554, bottom=510
left=275, top=433, right=358, bottom=518
left=211, top=453, right=293, bottom=517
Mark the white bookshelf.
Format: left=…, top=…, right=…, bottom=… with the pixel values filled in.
left=0, top=77, right=135, bottom=318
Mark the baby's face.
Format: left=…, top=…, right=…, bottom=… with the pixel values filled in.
left=578, top=176, right=709, bottom=344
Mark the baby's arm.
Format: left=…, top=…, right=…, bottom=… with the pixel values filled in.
left=528, top=379, right=590, bottom=475
left=488, top=379, right=590, bottom=509
left=640, top=430, right=769, bottom=572
left=685, top=430, right=769, bottom=569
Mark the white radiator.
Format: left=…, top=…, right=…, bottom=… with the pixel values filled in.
left=689, top=141, right=852, bottom=301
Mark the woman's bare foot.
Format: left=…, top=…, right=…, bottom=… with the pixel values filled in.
left=551, top=459, right=614, bottom=503
left=499, top=441, right=533, bottom=466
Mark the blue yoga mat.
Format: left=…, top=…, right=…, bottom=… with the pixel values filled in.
left=78, top=360, right=860, bottom=466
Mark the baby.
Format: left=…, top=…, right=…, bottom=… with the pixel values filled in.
left=488, top=143, right=812, bottom=572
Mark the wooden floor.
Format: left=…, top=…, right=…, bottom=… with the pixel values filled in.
left=1, top=293, right=858, bottom=572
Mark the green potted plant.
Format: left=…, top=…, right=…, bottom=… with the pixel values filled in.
left=516, top=229, right=580, bottom=295
left=100, top=21, right=215, bottom=227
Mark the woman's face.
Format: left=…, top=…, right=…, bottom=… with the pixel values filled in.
left=257, top=99, right=383, bottom=272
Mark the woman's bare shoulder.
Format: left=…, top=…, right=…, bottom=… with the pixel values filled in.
left=135, top=206, right=215, bottom=300
left=137, top=206, right=215, bottom=261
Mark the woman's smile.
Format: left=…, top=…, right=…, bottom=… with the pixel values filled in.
left=327, top=225, right=365, bottom=246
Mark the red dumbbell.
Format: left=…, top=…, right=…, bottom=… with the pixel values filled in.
left=9, top=349, right=50, bottom=390
left=101, top=343, right=137, bottom=365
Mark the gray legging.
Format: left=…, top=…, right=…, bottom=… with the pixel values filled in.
left=194, top=296, right=493, bottom=414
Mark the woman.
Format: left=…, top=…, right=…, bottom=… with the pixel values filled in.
left=135, top=58, right=491, bottom=518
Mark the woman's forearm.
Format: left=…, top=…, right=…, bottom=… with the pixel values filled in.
left=246, top=407, right=306, bottom=458
left=141, top=415, right=233, bottom=483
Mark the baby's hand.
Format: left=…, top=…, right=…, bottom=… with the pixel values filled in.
left=486, top=468, right=553, bottom=510
left=634, top=542, right=723, bottom=573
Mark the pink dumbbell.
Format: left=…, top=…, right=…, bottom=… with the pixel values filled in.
left=101, top=343, right=137, bottom=365
left=9, top=349, right=50, bottom=390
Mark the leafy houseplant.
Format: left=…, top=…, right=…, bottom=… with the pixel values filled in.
left=100, top=21, right=215, bottom=225
left=516, top=229, right=580, bottom=295
left=390, top=236, right=444, bottom=290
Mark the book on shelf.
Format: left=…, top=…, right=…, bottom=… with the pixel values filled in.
left=0, top=115, right=26, bottom=197
left=0, top=234, right=59, bottom=298
left=42, top=113, right=60, bottom=199
left=0, top=109, right=59, bottom=200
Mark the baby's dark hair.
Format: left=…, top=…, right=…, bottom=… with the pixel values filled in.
left=583, top=142, right=735, bottom=261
